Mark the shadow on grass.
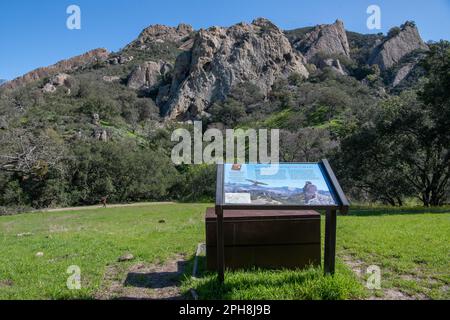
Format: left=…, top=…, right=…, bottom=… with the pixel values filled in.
left=110, top=258, right=189, bottom=300
left=124, top=260, right=186, bottom=289
left=184, top=256, right=364, bottom=300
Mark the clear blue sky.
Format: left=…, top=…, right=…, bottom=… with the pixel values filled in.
left=1, top=0, right=449, bottom=80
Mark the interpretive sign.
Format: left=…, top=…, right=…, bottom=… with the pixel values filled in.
left=213, top=160, right=350, bottom=283
left=223, top=163, right=337, bottom=206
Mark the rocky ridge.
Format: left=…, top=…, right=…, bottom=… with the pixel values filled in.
left=3, top=48, right=109, bottom=90
left=2, top=18, right=431, bottom=120
left=126, top=23, right=195, bottom=51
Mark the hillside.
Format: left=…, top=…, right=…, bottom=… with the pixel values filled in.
left=0, top=18, right=448, bottom=210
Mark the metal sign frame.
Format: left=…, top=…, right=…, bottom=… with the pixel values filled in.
left=214, top=159, right=349, bottom=283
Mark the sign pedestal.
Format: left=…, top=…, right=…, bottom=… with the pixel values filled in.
left=206, top=208, right=321, bottom=270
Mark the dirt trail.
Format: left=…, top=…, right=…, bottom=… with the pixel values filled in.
left=41, top=202, right=175, bottom=213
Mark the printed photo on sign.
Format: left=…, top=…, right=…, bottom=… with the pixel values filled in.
left=223, top=163, right=337, bottom=205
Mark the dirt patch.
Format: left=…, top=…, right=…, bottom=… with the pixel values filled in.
left=0, top=279, right=14, bottom=288
left=342, top=254, right=423, bottom=300
left=96, top=254, right=189, bottom=300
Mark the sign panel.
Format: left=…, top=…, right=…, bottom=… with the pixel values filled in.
left=223, top=163, right=337, bottom=206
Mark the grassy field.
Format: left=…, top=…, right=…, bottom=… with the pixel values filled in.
left=0, top=203, right=448, bottom=300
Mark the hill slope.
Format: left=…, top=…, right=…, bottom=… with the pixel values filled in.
left=0, top=18, right=445, bottom=210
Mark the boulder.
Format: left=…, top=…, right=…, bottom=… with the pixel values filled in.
left=42, top=73, right=72, bottom=93
left=42, top=83, right=56, bottom=93
left=51, top=73, right=71, bottom=86
left=93, top=128, right=108, bottom=141
left=108, top=55, right=134, bottom=65
left=92, top=113, right=100, bottom=125
left=102, top=75, right=121, bottom=82
left=118, top=253, right=134, bottom=262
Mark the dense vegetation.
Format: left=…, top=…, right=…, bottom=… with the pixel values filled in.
left=0, top=34, right=449, bottom=211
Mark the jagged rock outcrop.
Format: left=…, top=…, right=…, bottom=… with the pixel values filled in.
left=4, top=48, right=109, bottom=90
left=92, top=113, right=100, bottom=126
left=93, top=128, right=108, bottom=142
left=127, top=60, right=172, bottom=89
left=392, top=63, right=415, bottom=87
left=127, top=23, right=194, bottom=50
left=42, top=83, right=57, bottom=93
left=161, top=18, right=309, bottom=120
left=318, top=58, right=346, bottom=75
left=107, top=55, right=134, bottom=65
left=292, top=20, right=350, bottom=61
left=42, top=73, right=72, bottom=93
left=369, top=22, right=428, bottom=71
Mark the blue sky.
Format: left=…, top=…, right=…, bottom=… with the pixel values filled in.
left=1, top=0, right=449, bottom=80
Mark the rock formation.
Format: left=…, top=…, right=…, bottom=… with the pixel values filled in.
left=392, top=63, right=415, bottom=87
left=292, top=20, right=350, bottom=61
left=127, top=23, right=194, bottom=50
left=42, top=73, right=72, bottom=93
left=127, top=60, right=172, bottom=89
left=318, top=58, right=346, bottom=75
left=107, top=55, right=134, bottom=65
left=102, top=76, right=121, bottom=83
left=4, top=48, right=109, bottom=90
left=160, top=18, right=309, bottom=120
left=368, top=22, right=428, bottom=71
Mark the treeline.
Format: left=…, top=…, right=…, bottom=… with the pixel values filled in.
left=0, top=136, right=217, bottom=213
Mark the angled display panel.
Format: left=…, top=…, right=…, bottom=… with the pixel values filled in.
left=222, top=163, right=338, bottom=206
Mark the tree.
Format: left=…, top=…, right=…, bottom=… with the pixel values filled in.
left=339, top=90, right=449, bottom=206
left=209, top=99, right=246, bottom=126
left=280, top=128, right=338, bottom=162
left=337, top=42, right=450, bottom=206
left=0, top=128, right=66, bottom=178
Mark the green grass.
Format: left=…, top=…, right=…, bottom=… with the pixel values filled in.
left=337, top=207, right=450, bottom=299
left=0, top=203, right=209, bottom=299
left=182, top=262, right=366, bottom=300
left=0, top=204, right=448, bottom=300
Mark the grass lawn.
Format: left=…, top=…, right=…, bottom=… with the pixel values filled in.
left=337, top=207, right=450, bottom=299
left=0, top=203, right=209, bottom=299
left=0, top=203, right=448, bottom=300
